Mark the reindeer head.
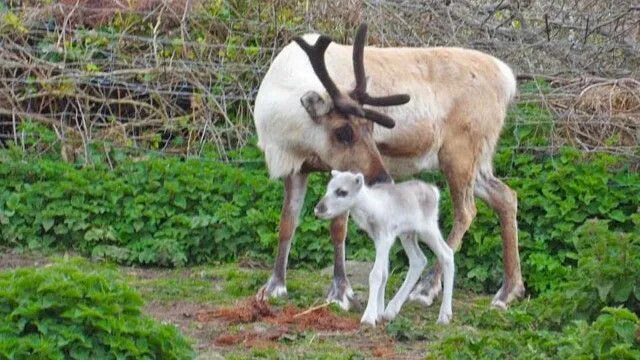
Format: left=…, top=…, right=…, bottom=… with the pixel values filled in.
left=294, top=24, right=410, bottom=185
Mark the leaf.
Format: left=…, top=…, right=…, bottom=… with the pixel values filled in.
left=611, top=280, right=633, bottom=303
left=596, top=281, right=613, bottom=301
left=613, top=321, right=637, bottom=343
left=609, top=210, right=627, bottom=222
left=133, top=221, right=144, bottom=232
left=42, top=218, right=55, bottom=232
left=174, top=195, right=187, bottom=210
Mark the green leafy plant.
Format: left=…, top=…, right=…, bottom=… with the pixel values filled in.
left=0, top=259, right=194, bottom=359
left=430, top=307, right=640, bottom=359
left=527, top=219, right=640, bottom=327
left=385, top=316, right=427, bottom=342
left=0, top=155, right=373, bottom=268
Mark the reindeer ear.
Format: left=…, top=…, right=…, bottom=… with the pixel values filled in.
left=301, top=91, right=332, bottom=122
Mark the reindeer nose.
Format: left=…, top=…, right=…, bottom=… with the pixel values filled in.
left=314, top=202, right=327, bottom=216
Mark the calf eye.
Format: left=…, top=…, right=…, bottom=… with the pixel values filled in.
left=335, top=189, right=348, bottom=197
left=334, top=125, right=354, bottom=145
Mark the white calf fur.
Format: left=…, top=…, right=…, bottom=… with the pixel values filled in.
left=314, top=170, right=455, bottom=326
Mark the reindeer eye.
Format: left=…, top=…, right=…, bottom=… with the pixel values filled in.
left=335, top=189, right=348, bottom=197
left=334, top=125, right=354, bottom=145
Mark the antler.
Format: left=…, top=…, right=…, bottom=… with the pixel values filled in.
left=293, top=36, right=365, bottom=118
left=294, top=23, right=410, bottom=128
left=293, top=36, right=339, bottom=99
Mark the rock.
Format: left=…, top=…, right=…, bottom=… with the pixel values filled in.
left=321, top=260, right=373, bottom=289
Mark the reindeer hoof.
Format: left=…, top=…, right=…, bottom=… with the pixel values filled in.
left=491, top=280, right=525, bottom=309
left=256, top=277, right=287, bottom=301
left=490, top=299, right=508, bottom=310
left=326, top=279, right=361, bottom=311
left=409, top=272, right=442, bottom=307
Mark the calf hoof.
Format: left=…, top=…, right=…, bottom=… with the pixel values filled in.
left=437, top=312, right=452, bottom=325
left=256, top=276, right=287, bottom=301
left=491, top=280, right=525, bottom=310
left=326, top=279, right=361, bottom=311
left=360, top=314, right=378, bottom=327
left=381, top=308, right=399, bottom=322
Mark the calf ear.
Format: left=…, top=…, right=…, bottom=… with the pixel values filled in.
left=331, top=170, right=340, bottom=177
left=301, top=91, right=332, bottom=122
left=354, top=173, right=364, bottom=189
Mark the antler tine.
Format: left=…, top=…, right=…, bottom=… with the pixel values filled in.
left=363, top=109, right=396, bottom=129
left=351, top=23, right=368, bottom=99
left=362, top=94, right=411, bottom=107
left=293, top=35, right=341, bottom=99
left=349, top=23, right=411, bottom=109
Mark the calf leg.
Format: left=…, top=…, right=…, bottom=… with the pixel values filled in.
left=376, top=263, right=387, bottom=319
left=326, top=213, right=360, bottom=310
left=475, top=171, right=525, bottom=308
left=361, top=236, right=393, bottom=326
left=257, top=173, right=308, bottom=299
left=383, top=233, right=427, bottom=321
left=420, top=224, right=455, bottom=324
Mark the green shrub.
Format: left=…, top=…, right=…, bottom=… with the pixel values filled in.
left=0, top=259, right=194, bottom=359
left=0, top=155, right=373, bottom=268
left=528, top=219, right=640, bottom=327
left=430, top=307, right=640, bottom=359
left=440, top=221, right=640, bottom=359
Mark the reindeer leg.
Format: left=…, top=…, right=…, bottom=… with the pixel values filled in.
left=475, top=171, right=525, bottom=309
left=410, top=143, right=477, bottom=306
left=257, top=173, right=308, bottom=300
left=326, top=212, right=361, bottom=311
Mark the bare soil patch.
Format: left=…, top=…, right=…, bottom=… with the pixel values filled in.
left=0, top=250, right=49, bottom=269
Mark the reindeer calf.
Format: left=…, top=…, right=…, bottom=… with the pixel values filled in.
left=314, top=170, right=454, bottom=326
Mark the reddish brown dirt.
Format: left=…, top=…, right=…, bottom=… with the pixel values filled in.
left=196, top=298, right=360, bottom=347
left=213, top=326, right=289, bottom=347
left=197, top=297, right=274, bottom=324
left=371, top=340, right=397, bottom=358
left=273, top=305, right=360, bottom=331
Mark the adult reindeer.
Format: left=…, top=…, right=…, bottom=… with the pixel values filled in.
left=253, top=24, right=524, bottom=310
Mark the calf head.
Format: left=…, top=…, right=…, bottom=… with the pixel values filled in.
left=295, top=24, right=410, bottom=185
left=314, top=170, right=364, bottom=220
